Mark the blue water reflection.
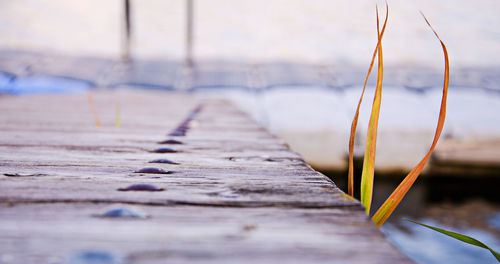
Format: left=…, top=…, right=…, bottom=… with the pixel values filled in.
left=0, top=74, right=92, bottom=94
left=382, top=218, right=500, bottom=264
left=489, top=214, right=500, bottom=231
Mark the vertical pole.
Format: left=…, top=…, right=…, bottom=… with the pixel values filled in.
left=123, top=0, right=132, bottom=61
left=185, top=0, right=194, bottom=66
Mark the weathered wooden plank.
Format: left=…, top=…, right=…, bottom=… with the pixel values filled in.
left=0, top=203, right=407, bottom=264
left=0, top=90, right=410, bottom=263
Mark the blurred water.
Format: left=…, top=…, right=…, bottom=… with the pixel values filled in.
left=490, top=214, right=500, bottom=231
left=0, top=75, right=92, bottom=94
left=382, top=217, right=500, bottom=264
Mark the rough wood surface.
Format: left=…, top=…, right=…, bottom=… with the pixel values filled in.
left=0, top=90, right=411, bottom=263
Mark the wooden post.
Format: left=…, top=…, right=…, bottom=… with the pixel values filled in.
left=185, top=0, right=194, bottom=67
left=122, top=0, right=132, bottom=61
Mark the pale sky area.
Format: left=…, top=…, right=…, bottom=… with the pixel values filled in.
left=0, top=0, right=499, bottom=68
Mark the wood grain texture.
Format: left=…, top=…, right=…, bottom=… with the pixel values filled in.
left=0, top=90, right=411, bottom=263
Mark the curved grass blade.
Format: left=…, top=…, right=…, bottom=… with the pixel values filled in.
left=404, top=219, right=500, bottom=262
left=348, top=5, right=388, bottom=197
left=372, top=13, right=449, bottom=227
left=359, top=6, right=387, bottom=214
left=87, top=91, right=101, bottom=127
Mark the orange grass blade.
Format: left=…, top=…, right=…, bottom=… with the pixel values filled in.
left=87, top=91, right=101, bottom=127
left=359, top=6, right=387, bottom=214
left=372, top=13, right=449, bottom=227
left=348, top=5, right=388, bottom=197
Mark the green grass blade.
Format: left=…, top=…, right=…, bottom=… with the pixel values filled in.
left=405, top=219, right=500, bottom=262
left=115, top=103, right=121, bottom=127
left=360, top=5, right=388, bottom=214
left=348, top=4, right=388, bottom=197
left=372, top=13, right=449, bottom=227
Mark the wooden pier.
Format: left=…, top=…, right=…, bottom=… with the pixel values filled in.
left=0, top=90, right=410, bottom=263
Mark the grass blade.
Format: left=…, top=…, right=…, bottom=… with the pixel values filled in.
left=359, top=6, right=387, bottom=214
left=348, top=5, right=388, bottom=197
left=404, top=219, right=500, bottom=262
left=115, top=103, right=121, bottom=127
left=372, top=13, right=449, bottom=227
left=87, top=91, right=101, bottom=127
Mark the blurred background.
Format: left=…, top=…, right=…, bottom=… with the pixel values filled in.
left=1, top=0, right=500, bottom=263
